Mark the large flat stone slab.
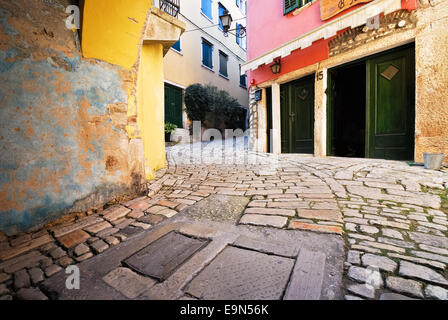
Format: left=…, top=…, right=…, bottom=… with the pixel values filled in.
left=185, top=246, right=295, bottom=300
left=181, top=194, right=249, bottom=222
left=284, top=248, right=326, bottom=300
left=103, top=267, right=156, bottom=299
left=297, top=209, right=342, bottom=223
left=240, top=214, right=288, bottom=228
left=233, top=235, right=299, bottom=258
left=123, top=231, right=209, bottom=281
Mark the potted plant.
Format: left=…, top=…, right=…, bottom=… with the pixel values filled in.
left=164, top=122, right=178, bottom=142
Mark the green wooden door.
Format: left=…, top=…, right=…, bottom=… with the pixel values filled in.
left=281, top=75, right=315, bottom=153
left=164, top=84, right=183, bottom=128
left=366, top=46, right=415, bottom=160
left=266, top=87, right=273, bottom=153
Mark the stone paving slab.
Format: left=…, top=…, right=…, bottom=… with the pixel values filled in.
left=180, top=194, right=249, bottom=222
left=103, top=267, right=156, bottom=299
left=123, top=232, right=208, bottom=281
left=284, top=248, right=326, bottom=300
left=185, top=246, right=294, bottom=300
left=39, top=214, right=344, bottom=300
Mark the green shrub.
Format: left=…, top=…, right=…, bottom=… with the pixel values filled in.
left=184, top=84, right=246, bottom=131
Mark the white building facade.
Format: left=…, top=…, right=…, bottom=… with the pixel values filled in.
left=163, top=0, right=249, bottom=129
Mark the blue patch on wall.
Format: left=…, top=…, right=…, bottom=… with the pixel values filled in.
left=0, top=45, right=128, bottom=235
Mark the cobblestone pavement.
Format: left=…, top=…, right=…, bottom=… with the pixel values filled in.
left=0, top=138, right=447, bottom=300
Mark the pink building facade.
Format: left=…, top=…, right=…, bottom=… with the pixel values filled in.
left=243, top=0, right=448, bottom=164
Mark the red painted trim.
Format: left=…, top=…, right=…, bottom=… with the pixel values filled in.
left=249, top=39, right=329, bottom=86
left=247, top=0, right=418, bottom=89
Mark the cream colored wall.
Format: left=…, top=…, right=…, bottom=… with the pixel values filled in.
left=164, top=0, right=249, bottom=109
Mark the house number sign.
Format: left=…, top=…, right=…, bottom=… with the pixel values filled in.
left=320, top=0, right=373, bottom=20
left=254, top=89, right=262, bottom=102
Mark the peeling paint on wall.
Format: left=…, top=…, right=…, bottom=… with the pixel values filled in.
left=0, top=0, right=147, bottom=235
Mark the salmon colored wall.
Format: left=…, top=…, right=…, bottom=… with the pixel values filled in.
left=246, top=0, right=417, bottom=86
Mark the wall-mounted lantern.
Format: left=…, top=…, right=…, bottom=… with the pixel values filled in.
left=219, top=10, right=233, bottom=33
left=270, top=59, right=281, bottom=74
left=219, top=10, right=246, bottom=38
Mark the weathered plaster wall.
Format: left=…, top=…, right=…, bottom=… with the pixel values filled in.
left=82, top=3, right=184, bottom=179
left=0, top=0, right=147, bottom=235
left=414, top=0, right=448, bottom=163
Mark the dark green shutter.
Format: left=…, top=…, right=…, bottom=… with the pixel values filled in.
left=202, top=40, right=213, bottom=68
left=165, top=84, right=183, bottom=128
left=219, top=51, right=228, bottom=77
left=284, top=0, right=298, bottom=15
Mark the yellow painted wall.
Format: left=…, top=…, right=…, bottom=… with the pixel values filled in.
left=139, top=44, right=167, bottom=179
left=82, top=1, right=173, bottom=179
left=82, top=0, right=151, bottom=70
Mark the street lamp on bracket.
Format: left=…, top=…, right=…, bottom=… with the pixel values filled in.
left=219, top=10, right=246, bottom=38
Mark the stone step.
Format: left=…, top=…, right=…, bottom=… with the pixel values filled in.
left=283, top=248, right=327, bottom=300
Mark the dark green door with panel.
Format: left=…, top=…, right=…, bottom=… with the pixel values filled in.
left=164, top=84, right=183, bottom=128
left=366, top=46, right=415, bottom=160
left=326, top=44, right=415, bottom=161
left=280, top=74, right=315, bottom=154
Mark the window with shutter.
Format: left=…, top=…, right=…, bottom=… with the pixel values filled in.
left=201, top=0, right=213, bottom=20
left=236, top=23, right=241, bottom=45
left=239, top=65, right=247, bottom=88
left=219, top=51, right=228, bottom=77
left=202, top=39, right=213, bottom=69
left=283, top=0, right=298, bottom=15
left=218, top=3, right=226, bottom=31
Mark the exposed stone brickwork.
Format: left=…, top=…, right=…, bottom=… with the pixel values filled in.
left=329, top=10, right=417, bottom=57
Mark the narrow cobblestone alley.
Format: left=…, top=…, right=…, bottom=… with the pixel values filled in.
left=1, top=139, right=447, bottom=300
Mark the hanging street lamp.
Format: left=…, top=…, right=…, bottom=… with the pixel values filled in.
left=220, top=10, right=233, bottom=33
left=219, top=10, right=246, bottom=38
left=270, top=59, right=282, bottom=74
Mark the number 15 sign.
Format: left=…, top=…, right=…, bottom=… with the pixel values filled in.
left=320, top=0, right=373, bottom=20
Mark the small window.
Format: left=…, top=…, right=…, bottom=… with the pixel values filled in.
left=238, top=0, right=246, bottom=15
left=218, top=3, right=227, bottom=31
left=219, top=51, right=228, bottom=77
left=283, top=0, right=298, bottom=15
left=302, top=0, right=313, bottom=6
left=202, top=0, right=213, bottom=20
left=284, top=0, right=312, bottom=15
left=202, top=39, right=213, bottom=69
left=239, top=65, right=247, bottom=88
left=236, top=23, right=246, bottom=49
left=236, top=24, right=241, bottom=46
left=171, top=39, right=181, bottom=52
